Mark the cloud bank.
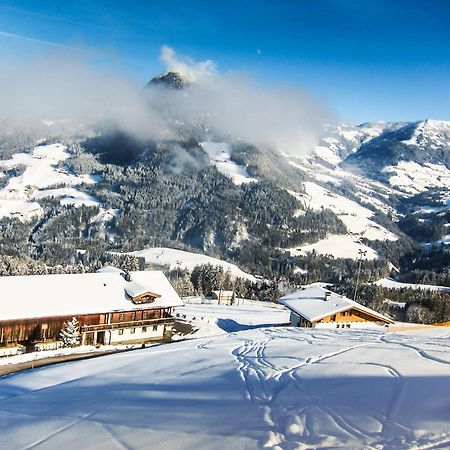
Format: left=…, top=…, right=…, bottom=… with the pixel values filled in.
left=0, top=47, right=330, bottom=156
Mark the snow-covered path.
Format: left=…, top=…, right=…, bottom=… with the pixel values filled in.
left=0, top=328, right=449, bottom=449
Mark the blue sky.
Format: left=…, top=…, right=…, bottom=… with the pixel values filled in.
left=0, top=0, right=449, bottom=123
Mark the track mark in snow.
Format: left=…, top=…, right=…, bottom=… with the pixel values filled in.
left=381, top=336, right=450, bottom=366
left=23, top=403, right=108, bottom=449
left=231, top=331, right=373, bottom=448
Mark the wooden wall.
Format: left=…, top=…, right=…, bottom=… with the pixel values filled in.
left=316, top=308, right=388, bottom=324
left=0, top=308, right=168, bottom=347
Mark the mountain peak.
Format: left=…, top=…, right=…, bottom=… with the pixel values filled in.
left=403, top=119, right=450, bottom=149
left=147, top=71, right=189, bottom=89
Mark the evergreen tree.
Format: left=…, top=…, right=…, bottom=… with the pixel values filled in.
left=60, top=317, right=81, bottom=347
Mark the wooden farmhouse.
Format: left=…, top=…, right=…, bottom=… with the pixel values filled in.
left=0, top=268, right=183, bottom=353
left=279, top=285, right=394, bottom=329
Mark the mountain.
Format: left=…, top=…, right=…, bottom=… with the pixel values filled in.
left=344, top=120, right=450, bottom=185
left=147, top=71, right=189, bottom=89
left=0, top=72, right=449, bottom=291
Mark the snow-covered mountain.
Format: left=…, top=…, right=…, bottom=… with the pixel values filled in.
left=0, top=71, right=448, bottom=287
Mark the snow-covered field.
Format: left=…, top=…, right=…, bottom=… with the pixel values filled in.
left=128, top=247, right=256, bottom=281
left=175, top=298, right=289, bottom=337
left=0, top=143, right=97, bottom=220
left=286, top=234, right=378, bottom=261
left=286, top=181, right=397, bottom=260
left=0, top=322, right=449, bottom=449
left=375, top=277, right=450, bottom=292
left=200, top=141, right=258, bottom=185
left=383, top=161, right=450, bottom=195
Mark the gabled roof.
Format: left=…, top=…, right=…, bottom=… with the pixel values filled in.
left=124, top=280, right=161, bottom=299
left=0, top=270, right=183, bottom=322
left=279, top=286, right=394, bottom=324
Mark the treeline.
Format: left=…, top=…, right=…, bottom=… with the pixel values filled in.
left=0, top=253, right=144, bottom=277
left=168, top=263, right=283, bottom=303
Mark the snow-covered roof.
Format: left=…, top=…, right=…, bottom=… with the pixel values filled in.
left=0, top=271, right=183, bottom=322
left=279, top=286, right=393, bottom=323
left=124, top=280, right=160, bottom=299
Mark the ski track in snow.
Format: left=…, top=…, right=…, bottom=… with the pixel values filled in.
left=0, top=327, right=449, bottom=449
left=231, top=332, right=372, bottom=449
left=229, top=328, right=450, bottom=449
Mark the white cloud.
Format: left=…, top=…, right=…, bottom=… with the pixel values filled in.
left=0, top=46, right=330, bottom=157
left=160, top=45, right=216, bottom=83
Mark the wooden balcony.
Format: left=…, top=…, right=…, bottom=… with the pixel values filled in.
left=81, top=317, right=175, bottom=333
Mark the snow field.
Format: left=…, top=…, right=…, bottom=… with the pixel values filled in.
left=298, top=182, right=397, bottom=242
left=286, top=234, right=378, bottom=260
left=199, top=141, right=258, bottom=185
left=128, top=247, right=256, bottom=281
left=383, top=161, right=450, bottom=195
left=375, top=277, right=450, bottom=292
left=0, top=143, right=98, bottom=220
left=0, top=325, right=449, bottom=449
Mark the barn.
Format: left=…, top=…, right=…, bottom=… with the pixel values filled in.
left=211, top=290, right=235, bottom=303
left=279, top=285, right=394, bottom=329
left=0, top=268, right=183, bottom=353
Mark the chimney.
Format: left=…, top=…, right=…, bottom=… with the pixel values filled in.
left=324, top=291, right=332, bottom=301
left=123, top=272, right=132, bottom=282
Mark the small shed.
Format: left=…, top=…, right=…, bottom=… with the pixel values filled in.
left=211, top=290, right=235, bottom=302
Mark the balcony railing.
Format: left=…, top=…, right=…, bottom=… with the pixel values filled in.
left=81, top=317, right=175, bottom=333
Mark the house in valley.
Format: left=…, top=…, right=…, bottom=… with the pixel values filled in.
left=279, top=286, right=394, bottom=329
left=0, top=268, right=183, bottom=353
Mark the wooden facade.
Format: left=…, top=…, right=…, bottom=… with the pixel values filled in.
left=293, top=306, right=392, bottom=328
left=0, top=306, right=176, bottom=350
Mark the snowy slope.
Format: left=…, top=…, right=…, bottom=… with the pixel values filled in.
left=283, top=181, right=397, bottom=260
left=176, top=299, right=289, bottom=336
left=401, top=119, right=450, bottom=149
left=375, top=277, right=450, bottom=292
left=32, top=187, right=100, bottom=207
left=0, top=326, right=449, bottom=449
left=127, top=247, right=256, bottom=281
left=295, top=182, right=397, bottom=241
left=383, top=161, right=450, bottom=194
left=0, top=143, right=97, bottom=220
left=286, top=234, right=378, bottom=260
left=313, top=121, right=400, bottom=164
left=200, top=141, right=257, bottom=185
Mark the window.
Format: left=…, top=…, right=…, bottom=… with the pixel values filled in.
left=119, top=313, right=125, bottom=321
left=118, top=329, right=124, bottom=335
left=143, top=311, right=148, bottom=319
left=130, top=328, right=136, bottom=334
left=153, top=325, right=158, bottom=331
left=346, top=324, right=351, bottom=328
left=331, top=315, right=336, bottom=321
left=142, top=327, right=147, bottom=333
left=131, top=312, right=136, bottom=320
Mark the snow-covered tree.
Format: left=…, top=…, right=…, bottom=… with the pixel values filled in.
left=60, top=317, right=81, bottom=347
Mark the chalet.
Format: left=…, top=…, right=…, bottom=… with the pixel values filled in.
left=279, top=286, right=394, bottom=329
left=0, top=268, right=183, bottom=352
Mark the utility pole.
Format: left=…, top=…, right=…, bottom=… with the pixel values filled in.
left=353, top=249, right=367, bottom=302
left=176, top=260, right=181, bottom=279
